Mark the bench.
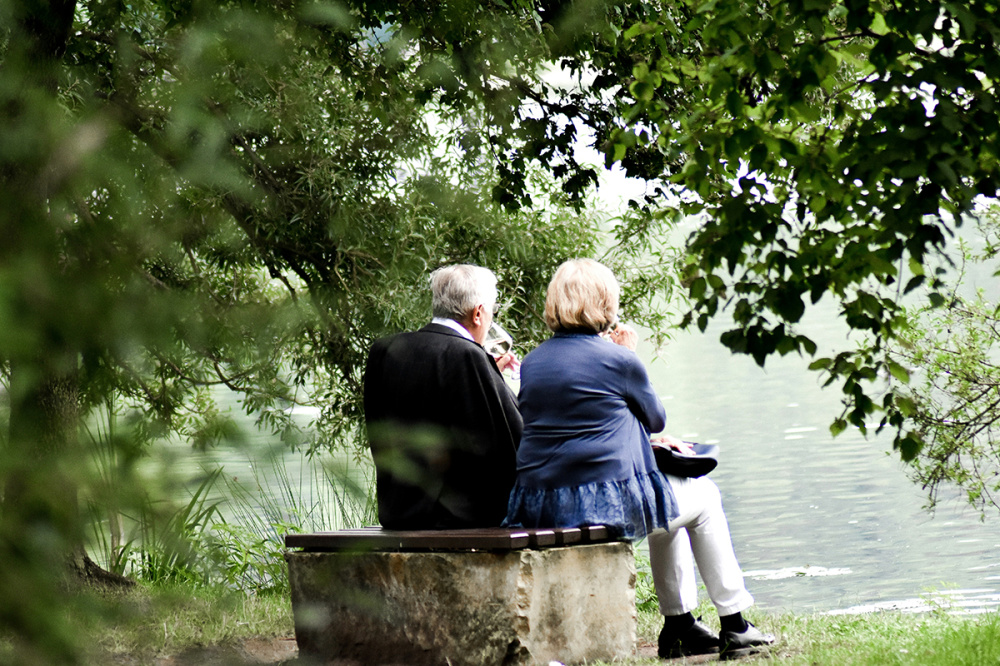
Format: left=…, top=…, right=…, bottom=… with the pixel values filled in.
left=284, top=524, right=612, bottom=551
left=283, top=526, right=637, bottom=666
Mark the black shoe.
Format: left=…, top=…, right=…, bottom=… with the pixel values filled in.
left=718, top=621, right=775, bottom=660
left=658, top=617, right=720, bottom=659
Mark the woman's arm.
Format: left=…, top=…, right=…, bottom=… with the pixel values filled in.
left=626, top=358, right=667, bottom=433
left=608, top=324, right=667, bottom=433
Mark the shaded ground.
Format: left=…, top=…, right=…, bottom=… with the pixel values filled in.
left=125, top=637, right=722, bottom=665
left=106, top=637, right=300, bottom=665
left=634, top=642, right=717, bottom=663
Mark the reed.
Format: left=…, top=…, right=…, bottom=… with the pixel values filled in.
left=82, top=400, right=223, bottom=587
left=83, top=400, right=375, bottom=593
left=211, top=445, right=376, bottom=593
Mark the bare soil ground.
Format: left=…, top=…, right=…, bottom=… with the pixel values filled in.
left=131, top=636, right=719, bottom=665
left=105, top=636, right=300, bottom=665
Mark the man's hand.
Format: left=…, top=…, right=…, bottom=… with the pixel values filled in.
left=494, top=352, right=520, bottom=374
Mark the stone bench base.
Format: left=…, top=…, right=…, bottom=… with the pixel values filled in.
left=285, top=541, right=637, bottom=665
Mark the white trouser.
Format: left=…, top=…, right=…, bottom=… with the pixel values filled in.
left=648, top=475, right=754, bottom=617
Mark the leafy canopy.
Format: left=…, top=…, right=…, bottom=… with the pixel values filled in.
left=604, top=0, right=1000, bottom=467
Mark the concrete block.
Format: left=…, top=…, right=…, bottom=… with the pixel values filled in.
left=285, top=542, right=636, bottom=665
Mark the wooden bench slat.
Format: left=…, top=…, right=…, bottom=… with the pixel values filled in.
left=284, top=525, right=615, bottom=552
left=554, top=527, right=582, bottom=545
left=529, top=529, right=556, bottom=547
left=583, top=525, right=609, bottom=541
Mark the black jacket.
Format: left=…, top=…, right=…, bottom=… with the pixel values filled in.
left=363, top=323, right=522, bottom=529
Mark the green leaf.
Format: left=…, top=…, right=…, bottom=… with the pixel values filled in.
left=623, top=22, right=655, bottom=41
left=894, top=395, right=916, bottom=417
left=886, top=361, right=910, bottom=383
left=903, top=275, right=925, bottom=293
left=612, top=142, right=628, bottom=163
left=897, top=434, right=923, bottom=462
left=808, top=357, right=831, bottom=371
left=799, top=336, right=817, bottom=356
left=776, top=336, right=796, bottom=355
left=630, top=81, right=655, bottom=102
left=689, top=276, right=707, bottom=299
left=725, top=89, right=744, bottom=117
left=871, top=12, right=889, bottom=34
left=632, top=62, right=650, bottom=80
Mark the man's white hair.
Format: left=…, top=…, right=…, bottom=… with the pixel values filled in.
left=430, top=264, right=498, bottom=321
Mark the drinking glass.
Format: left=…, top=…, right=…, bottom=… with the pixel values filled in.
left=484, top=321, right=513, bottom=357
left=484, top=321, right=519, bottom=379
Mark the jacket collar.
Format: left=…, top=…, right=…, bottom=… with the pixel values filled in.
left=429, top=317, right=474, bottom=341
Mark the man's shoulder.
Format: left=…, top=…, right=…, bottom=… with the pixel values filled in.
left=369, top=325, right=486, bottom=369
left=383, top=324, right=478, bottom=348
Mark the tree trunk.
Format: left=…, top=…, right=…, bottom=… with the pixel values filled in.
left=5, top=359, right=134, bottom=589
left=6, top=360, right=81, bottom=534
left=67, top=552, right=135, bottom=588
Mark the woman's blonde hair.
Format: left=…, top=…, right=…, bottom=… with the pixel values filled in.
left=544, top=259, right=619, bottom=333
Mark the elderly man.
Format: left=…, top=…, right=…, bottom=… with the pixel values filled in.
left=363, top=264, right=522, bottom=529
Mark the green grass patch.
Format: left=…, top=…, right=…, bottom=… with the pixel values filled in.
left=631, top=608, right=1000, bottom=665
left=80, top=582, right=293, bottom=665
left=629, top=565, right=1000, bottom=665
left=8, top=578, right=998, bottom=665
left=765, top=610, right=1000, bottom=665
left=627, top=599, right=1000, bottom=665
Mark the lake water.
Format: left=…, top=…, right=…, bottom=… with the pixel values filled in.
left=647, top=298, right=1000, bottom=616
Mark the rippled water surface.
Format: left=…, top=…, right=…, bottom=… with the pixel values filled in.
left=647, top=304, right=1000, bottom=615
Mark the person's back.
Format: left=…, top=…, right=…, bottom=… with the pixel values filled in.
left=363, top=265, right=521, bottom=529
left=516, top=332, right=664, bottom=488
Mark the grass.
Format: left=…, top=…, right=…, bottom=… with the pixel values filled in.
left=638, top=606, right=1000, bottom=665
left=79, top=583, right=294, bottom=665
left=66, top=581, right=1000, bottom=665
left=763, top=610, right=1000, bottom=665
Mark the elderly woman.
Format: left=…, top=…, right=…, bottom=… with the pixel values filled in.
left=504, top=258, right=774, bottom=659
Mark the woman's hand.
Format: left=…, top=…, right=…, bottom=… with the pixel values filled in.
left=608, top=323, right=638, bottom=351
left=651, top=434, right=694, bottom=453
